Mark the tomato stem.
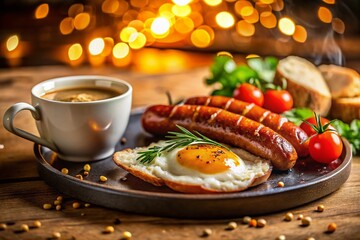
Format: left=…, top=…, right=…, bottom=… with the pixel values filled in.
left=302, top=112, right=338, bottom=135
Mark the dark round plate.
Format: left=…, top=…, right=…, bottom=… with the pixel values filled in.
left=35, top=109, right=352, bottom=219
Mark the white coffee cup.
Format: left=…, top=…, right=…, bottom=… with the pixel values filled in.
left=3, top=75, right=132, bottom=162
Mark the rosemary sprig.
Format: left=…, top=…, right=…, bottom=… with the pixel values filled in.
left=136, top=125, right=229, bottom=164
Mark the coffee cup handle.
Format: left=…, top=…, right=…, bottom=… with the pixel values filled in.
left=3, top=102, right=57, bottom=151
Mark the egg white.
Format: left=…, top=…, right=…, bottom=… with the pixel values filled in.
left=115, top=140, right=271, bottom=192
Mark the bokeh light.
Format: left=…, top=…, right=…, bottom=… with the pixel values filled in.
left=1, top=0, right=351, bottom=68
left=278, top=17, right=295, bottom=36
left=318, top=7, right=333, bottom=23
left=120, top=27, right=138, bottom=42
left=102, top=0, right=120, bottom=14
left=151, top=17, right=171, bottom=36
left=68, top=43, right=83, bottom=61
left=191, top=28, right=211, bottom=48
left=323, top=0, right=335, bottom=4
left=235, top=1, right=252, bottom=15
left=236, top=20, right=255, bottom=37
left=216, top=12, right=235, bottom=29
left=74, top=13, right=91, bottom=30
left=6, top=35, right=19, bottom=51
left=130, top=0, right=148, bottom=8
left=174, top=17, right=194, bottom=34
left=60, top=17, right=74, bottom=35
left=68, top=4, right=84, bottom=17
left=89, top=38, right=105, bottom=55
left=129, top=32, right=147, bottom=49
left=204, top=0, right=222, bottom=7
left=113, top=42, right=130, bottom=59
left=35, top=3, right=49, bottom=19
left=332, top=18, right=345, bottom=34
left=172, top=0, right=191, bottom=6
left=172, top=4, right=192, bottom=17
left=292, top=25, right=307, bottom=43
left=260, top=11, right=277, bottom=28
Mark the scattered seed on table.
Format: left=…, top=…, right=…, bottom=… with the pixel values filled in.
left=43, top=203, right=52, bottom=210
left=301, top=216, right=312, bottom=226
left=33, top=220, right=41, bottom=228
left=317, top=204, right=325, bottom=212
left=276, top=235, right=286, bottom=240
left=52, top=231, right=61, bottom=239
left=83, top=164, right=91, bottom=172
left=0, top=223, right=7, bottom=230
left=56, top=205, right=62, bottom=211
left=54, top=200, right=61, bottom=205
left=277, top=181, right=285, bottom=187
left=121, top=231, right=132, bottom=239
left=114, top=218, right=122, bottom=225
left=100, top=176, right=108, bottom=182
left=20, top=224, right=29, bottom=232
left=297, top=214, right=304, bottom=220
left=61, top=168, right=69, bottom=174
left=121, top=177, right=127, bottom=181
left=75, top=174, right=83, bottom=180
left=201, top=228, right=212, bottom=237
left=84, top=203, right=91, bottom=208
left=327, top=223, right=337, bottom=233
left=249, top=219, right=257, bottom=227
left=242, top=216, right=251, bottom=224
left=104, top=226, right=114, bottom=234
left=83, top=171, right=89, bottom=176
left=72, top=202, right=80, bottom=209
left=284, top=212, right=294, bottom=221
left=56, top=196, right=63, bottom=201
left=226, top=221, right=237, bottom=230
left=257, top=219, right=267, bottom=228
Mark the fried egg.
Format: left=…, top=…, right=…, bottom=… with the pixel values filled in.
left=113, top=141, right=272, bottom=193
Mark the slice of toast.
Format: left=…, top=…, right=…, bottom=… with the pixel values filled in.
left=275, top=56, right=332, bottom=116
left=319, top=64, right=360, bottom=99
left=113, top=141, right=272, bottom=194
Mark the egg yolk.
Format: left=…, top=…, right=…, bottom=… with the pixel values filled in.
left=176, top=144, right=240, bottom=174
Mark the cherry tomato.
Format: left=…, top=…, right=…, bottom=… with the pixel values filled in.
left=300, top=116, right=335, bottom=137
left=233, top=83, right=264, bottom=107
left=309, top=131, right=343, bottom=164
left=263, top=90, right=293, bottom=114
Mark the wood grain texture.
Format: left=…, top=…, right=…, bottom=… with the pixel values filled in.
left=0, top=65, right=359, bottom=240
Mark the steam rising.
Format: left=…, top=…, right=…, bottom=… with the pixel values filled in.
left=316, top=30, right=344, bottom=66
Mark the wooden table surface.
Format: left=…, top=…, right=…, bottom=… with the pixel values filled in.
left=0, top=64, right=359, bottom=240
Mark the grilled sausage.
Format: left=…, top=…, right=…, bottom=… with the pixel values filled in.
left=184, top=96, right=309, bottom=157
left=142, top=104, right=298, bottom=170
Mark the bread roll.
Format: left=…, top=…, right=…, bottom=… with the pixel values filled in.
left=319, top=64, right=360, bottom=98
left=275, top=56, right=332, bottom=116
left=330, top=97, right=360, bottom=123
